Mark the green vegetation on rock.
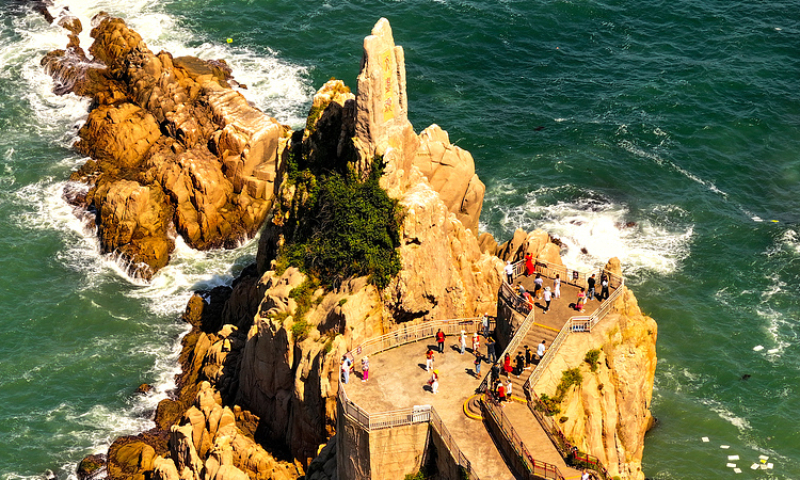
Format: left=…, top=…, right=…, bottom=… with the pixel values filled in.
left=278, top=143, right=403, bottom=290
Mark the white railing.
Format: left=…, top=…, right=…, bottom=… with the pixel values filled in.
left=337, top=317, right=483, bottom=479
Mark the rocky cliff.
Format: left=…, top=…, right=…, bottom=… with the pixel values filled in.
left=38, top=8, right=656, bottom=480
left=43, top=10, right=285, bottom=279
left=531, top=259, right=658, bottom=480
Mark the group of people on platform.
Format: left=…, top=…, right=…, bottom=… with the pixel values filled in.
left=506, top=255, right=612, bottom=314
left=340, top=313, right=551, bottom=400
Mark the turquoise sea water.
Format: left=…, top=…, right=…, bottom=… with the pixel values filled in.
left=1, top=0, right=798, bottom=478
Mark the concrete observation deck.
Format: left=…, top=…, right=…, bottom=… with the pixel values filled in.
left=339, top=261, right=621, bottom=480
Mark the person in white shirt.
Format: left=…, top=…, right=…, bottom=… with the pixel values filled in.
left=537, top=340, right=547, bottom=362
left=504, top=261, right=514, bottom=283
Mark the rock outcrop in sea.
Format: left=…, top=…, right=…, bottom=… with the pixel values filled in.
left=43, top=11, right=284, bottom=279
left=40, top=8, right=657, bottom=480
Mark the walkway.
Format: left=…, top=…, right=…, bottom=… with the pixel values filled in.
left=340, top=263, right=619, bottom=479
left=344, top=340, right=517, bottom=479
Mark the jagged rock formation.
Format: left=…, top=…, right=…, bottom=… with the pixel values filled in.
left=42, top=11, right=285, bottom=279
left=532, top=259, right=657, bottom=480
left=37, top=10, right=656, bottom=480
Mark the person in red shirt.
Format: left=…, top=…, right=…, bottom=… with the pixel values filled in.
left=426, top=348, right=434, bottom=371
left=497, top=382, right=507, bottom=406
left=436, top=329, right=445, bottom=353
left=503, top=353, right=513, bottom=379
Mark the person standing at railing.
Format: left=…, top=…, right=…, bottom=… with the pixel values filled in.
left=426, top=348, right=434, bottom=371
left=361, top=356, right=369, bottom=382
left=503, top=353, right=513, bottom=379
left=491, top=362, right=500, bottom=384
left=482, top=312, right=490, bottom=337
left=515, top=351, right=525, bottom=376
left=543, top=286, right=552, bottom=314
left=474, top=353, right=482, bottom=377
left=459, top=330, right=467, bottom=354
left=600, top=273, right=610, bottom=300
left=486, top=336, right=497, bottom=363
left=537, top=340, right=547, bottom=363
left=587, top=273, right=596, bottom=300
left=504, top=261, right=514, bottom=284
left=436, top=328, right=445, bottom=353
left=506, top=379, right=513, bottom=401
left=472, top=332, right=479, bottom=354
left=341, top=356, right=352, bottom=384
left=497, top=381, right=506, bottom=406
left=554, top=273, right=561, bottom=299
left=525, top=252, right=535, bottom=276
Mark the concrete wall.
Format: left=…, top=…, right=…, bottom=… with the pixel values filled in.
left=429, top=425, right=466, bottom=480
left=336, top=403, right=431, bottom=480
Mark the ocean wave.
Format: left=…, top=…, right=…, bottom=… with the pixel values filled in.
left=700, top=398, right=752, bottom=433
left=486, top=185, right=693, bottom=277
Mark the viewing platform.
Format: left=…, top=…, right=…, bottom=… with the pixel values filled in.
left=336, top=259, right=624, bottom=480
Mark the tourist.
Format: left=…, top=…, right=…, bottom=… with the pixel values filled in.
left=518, top=283, right=526, bottom=296
left=436, top=328, right=445, bottom=353
left=430, top=369, right=439, bottom=394
left=525, top=252, right=535, bottom=276
left=506, top=379, right=513, bottom=401
left=523, top=290, right=535, bottom=310
left=341, top=356, right=351, bottom=384
left=504, top=261, right=514, bottom=284
left=491, top=362, right=500, bottom=384
left=524, top=345, right=533, bottom=370
left=460, top=330, right=467, bottom=355
left=503, top=353, right=513, bottom=378
left=587, top=274, right=596, bottom=300
left=497, top=381, right=506, bottom=406
left=576, top=287, right=586, bottom=312
left=537, top=340, right=547, bottom=363
left=600, top=273, right=610, bottom=300
left=486, top=336, right=497, bottom=363
left=426, top=348, right=434, bottom=371
left=515, top=351, right=525, bottom=376
left=474, top=353, right=482, bottom=377
left=533, top=273, right=544, bottom=299
left=361, top=356, right=369, bottom=382
left=472, top=332, right=480, bottom=353
left=554, top=273, right=561, bottom=299
left=581, top=470, right=591, bottom=480
left=543, top=286, right=552, bottom=314
left=482, top=312, right=490, bottom=337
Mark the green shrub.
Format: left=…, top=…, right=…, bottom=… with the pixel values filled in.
left=584, top=349, right=601, bottom=372
left=278, top=155, right=403, bottom=290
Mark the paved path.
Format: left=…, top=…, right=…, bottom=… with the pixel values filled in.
left=342, top=272, right=615, bottom=479
left=344, top=339, right=517, bottom=479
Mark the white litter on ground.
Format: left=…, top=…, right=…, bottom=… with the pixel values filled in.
left=702, top=437, right=710, bottom=442
left=751, top=464, right=760, bottom=470
left=734, top=468, right=742, bottom=473
left=759, top=455, right=770, bottom=461
left=728, top=455, right=740, bottom=461
left=766, top=463, right=774, bottom=469
left=720, top=445, right=730, bottom=449
left=753, top=345, right=764, bottom=351
left=726, top=463, right=737, bottom=468
left=767, top=348, right=779, bottom=354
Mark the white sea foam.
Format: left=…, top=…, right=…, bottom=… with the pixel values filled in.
left=489, top=186, right=693, bottom=276
left=619, top=139, right=729, bottom=198
left=700, top=398, right=751, bottom=433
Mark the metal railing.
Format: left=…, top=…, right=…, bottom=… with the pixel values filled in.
left=478, top=305, right=536, bottom=393
left=527, top=393, right=610, bottom=480
left=337, top=317, right=483, bottom=479
left=512, top=260, right=625, bottom=480
left=482, top=394, right=565, bottom=480
left=430, top=407, right=479, bottom=479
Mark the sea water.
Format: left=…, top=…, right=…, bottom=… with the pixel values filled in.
left=0, top=0, right=798, bottom=478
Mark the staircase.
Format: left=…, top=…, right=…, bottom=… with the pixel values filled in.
left=504, top=322, right=559, bottom=400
